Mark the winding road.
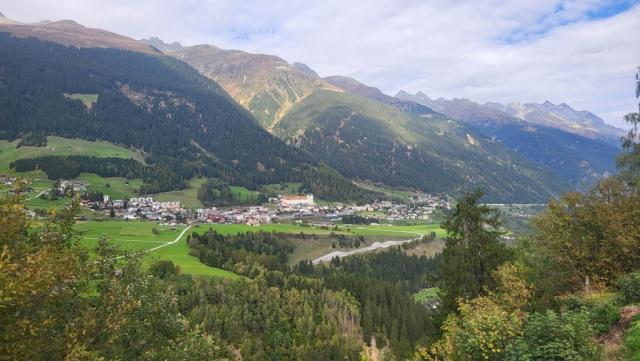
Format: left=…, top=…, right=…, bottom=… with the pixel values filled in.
left=312, top=227, right=423, bottom=264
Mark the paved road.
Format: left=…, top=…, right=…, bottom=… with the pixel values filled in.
left=312, top=228, right=422, bottom=264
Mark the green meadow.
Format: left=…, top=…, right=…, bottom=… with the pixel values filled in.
left=413, top=287, right=440, bottom=303
left=75, top=220, right=445, bottom=278
left=78, top=173, right=143, bottom=200
left=0, top=136, right=144, bottom=171
left=63, top=93, right=99, bottom=109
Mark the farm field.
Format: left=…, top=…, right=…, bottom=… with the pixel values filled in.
left=78, top=173, right=143, bottom=200
left=75, top=220, right=445, bottom=277
left=63, top=93, right=99, bottom=108
left=76, top=220, right=239, bottom=278
left=153, top=178, right=261, bottom=209
left=153, top=177, right=207, bottom=208
left=0, top=136, right=144, bottom=171
left=191, top=222, right=350, bottom=236
left=341, top=224, right=446, bottom=237
left=1, top=136, right=146, bottom=208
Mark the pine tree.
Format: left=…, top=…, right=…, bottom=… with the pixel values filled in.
left=438, top=190, right=512, bottom=315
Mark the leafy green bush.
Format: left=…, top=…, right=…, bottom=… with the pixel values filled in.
left=587, top=301, right=620, bottom=335
left=149, top=260, right=180, bottom=279
left=505, top=310, right=600, bottom=361
left=624, top=316, right=640, bottom=361
left=564, top=295, right=620, bottom=335
left=618, top=272, right=640, bottom=304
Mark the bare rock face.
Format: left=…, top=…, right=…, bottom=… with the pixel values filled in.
left=485, top=100, right=625, bottom=144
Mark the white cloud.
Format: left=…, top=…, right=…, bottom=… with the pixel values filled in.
left=1, top=0, right=638, bottom=127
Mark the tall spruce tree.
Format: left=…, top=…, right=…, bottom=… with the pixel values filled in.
left=438, top=190, right=512, bottom=315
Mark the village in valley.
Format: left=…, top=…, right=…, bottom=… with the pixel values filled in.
left=85, top=191, right=451, bottom=226
left=3, top=175, right=452, bottom=226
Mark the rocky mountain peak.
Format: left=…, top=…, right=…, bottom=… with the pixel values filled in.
left=140, top=37, right=183, bottom=53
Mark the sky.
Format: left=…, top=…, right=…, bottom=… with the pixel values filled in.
left=1, top=0, right=639, bottom=128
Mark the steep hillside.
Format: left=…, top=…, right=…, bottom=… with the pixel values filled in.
left=0, top=14, right=159, bottom=55
left=325, top=76, right=436, bottom=117
left=396, top=92, right=620, bottom=188
left=0, top=32, right=367, bottom=200
left=166, top=43, right=342, bottom=130
left=396, top=91, right=520, bottom=124
left=273, top=89, right=569, bottom=202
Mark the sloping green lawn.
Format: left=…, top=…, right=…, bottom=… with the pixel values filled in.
left=0, top=136, right=144, bottom=171
left=413, top=287, right=440, bottom=303
left=76, top=220, right=238, bottom=278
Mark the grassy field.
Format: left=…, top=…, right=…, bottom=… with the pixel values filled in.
left=0, top=136, right=146, bottom=208
left=78, top=173, right=142, bottom=200
left=413, top=287, right=440, bottom=303
left=76, top=220, right=238, bottom=278
left=74, top=220, right=445, bottom=277
left=260, top=182, right=302, bottom=195
left=404, top=238, right=446, bottom=258
left=63, top=93, right=99, bottom=109
left=153, top=177, right=206, bottom=208
left=229, top=186, right=259, bottom=202
left=0, top=136, right=144, bottom=171
left=153, top=179, right=261, bottom=209
left=352, top=181, right=423, bottom=201
left=340, top=224, right=446, bottom=237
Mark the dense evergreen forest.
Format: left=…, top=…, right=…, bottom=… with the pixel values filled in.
left=0, top=33, right=371, bottom=201
left=187, top=227, right=442, bottom=358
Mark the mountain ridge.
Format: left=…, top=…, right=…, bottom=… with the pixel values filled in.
left=149, top=39, right=344, bottom=130
left=0, top=13, right=159, bottom=55
left=396, top=91, right=621, bottom=188
left=396, top=91, right=624, bottom=144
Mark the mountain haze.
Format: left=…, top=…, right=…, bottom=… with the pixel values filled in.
left=485, top=100, right=625, bottom=145
left=273, top=89, right=568, bottom=202
left=324, top=76, right=437, bottom=117
left=396, top=91, right=621, bottom=188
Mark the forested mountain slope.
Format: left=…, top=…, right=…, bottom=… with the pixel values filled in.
left=0, top=33, right=367, bottom=199
left=324, top=75, right=437, bottom=117
left=273, top=89, right=569, bottom=202
left=396, top=92, right=620, bottom=188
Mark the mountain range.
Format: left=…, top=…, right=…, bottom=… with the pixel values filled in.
left=396, top=92, right=622, bottom=187
left=0, top=12, right=626, bottom=202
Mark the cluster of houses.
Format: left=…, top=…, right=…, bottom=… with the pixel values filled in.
left=0, top=175, right=17, bottom=186
left=77, top=189, right=450, bottom=226
left=81, top=196, right=185, bottom=222
left=350, top=197, right=451, bottom=222
left=195, top=206, right=277, bottom=226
